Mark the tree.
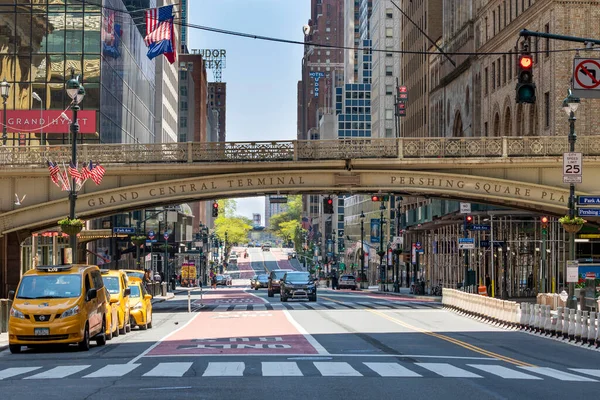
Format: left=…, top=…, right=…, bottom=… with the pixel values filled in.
left=213, top=199, right=252, bottom=246
left=268, top=195, right=305, bottom=247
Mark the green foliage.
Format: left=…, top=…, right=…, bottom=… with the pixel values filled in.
left=268, top=195, right=304, bottom=245
left=217, top=199, right=238, bottom=218
left=558, top=215, right=586, bottom=225
left=214, top=212, right=252, bottom=245
left=58, top=217, right=85, bottom=227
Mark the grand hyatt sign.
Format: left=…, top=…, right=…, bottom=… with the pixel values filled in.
left=83, top=171, right=569, bottom=211
left=1, top=110, right=97, bottom=134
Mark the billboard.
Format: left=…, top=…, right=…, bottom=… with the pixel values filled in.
left=1, top=110, right=97, bottom=134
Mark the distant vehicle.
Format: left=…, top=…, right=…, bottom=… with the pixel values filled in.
left=215, top=275, right=227, bottom=286
left=262, top=243, right=271, bottom=252
left=251, top=274, right=269, bottom=290
left=287, top=250, right=297, bottom=259
left=267, top=269, right=293, bottom=297
left=247, top=243, right=255, bottom=248
left=338, top=274, right=357, bottom=290
left=280, top=271, right=317, bottom=302
left=228, top=254, right=238, bottom=263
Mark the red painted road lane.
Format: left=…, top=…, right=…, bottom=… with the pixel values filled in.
left=193, top=289, right=265, bottom=305
left=147, top=310, right=319, bottom=356
left=270, top=249, right=301, bottom=271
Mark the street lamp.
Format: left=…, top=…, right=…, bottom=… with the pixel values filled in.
left=1, top=78, right=10, bottom=146
left=360, top=211, right=365, bottom=288
left=32, top=91, right=44, bottom=145
left=378, top=202, right=387, bottom=292
left=65, top=69, right=85, bottom=263
left=562, top=89, right=580, bottom=309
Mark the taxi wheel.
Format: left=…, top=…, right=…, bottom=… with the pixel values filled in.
left=118, top=324, right=126, bottom=335
left=113, top=323, right=120, bottom=337
left=78, top=323, right=90, bottom=351
left=9, top=344, right=21, bottom=354
left=106, top=326, right=113, bottom=341
left=125, top=322, right=131, bottom=333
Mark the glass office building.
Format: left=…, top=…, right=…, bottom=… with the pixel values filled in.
left=0, top=0, right=156, bottom=144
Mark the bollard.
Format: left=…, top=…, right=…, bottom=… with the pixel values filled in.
left=520, top=303, right=528, bottom=330
left=564, top=308, right=571, bottom=340
left=589, top=312, right=597, bottom=347
left=544, top=306, right=553, bottom=335
left=533, top=305, right=540, bottom=332
left=582, top=311, right=589, bottom=345
left=539, top=306, right=546, bottom=334
left=529, top=304, right=537, bottom=331
left=568, top=309, right=576, bottom=341
left=555, top=307, right=564, bottom=337
left=574, top=310, right=583, bottom=342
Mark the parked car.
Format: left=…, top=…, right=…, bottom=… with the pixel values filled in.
left=101, top=269, right=131, bottom=335
left=104, top=287, right=119, bottom=340
left=280, top=271, right=317, bottom=302
left=262, top=243, right=271, bottom=251
left=215, top=275, right=227, bottom=286
left=228, top=254, right=238, bottom=264
left=267, top=269, right=293, bottom=297
left=223, top=274, right=233, bottom=286
left=338, top=274, right=357, bottom=290
left=251, top=274, right=269, bottom=290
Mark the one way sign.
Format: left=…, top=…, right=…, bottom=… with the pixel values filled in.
left=573, top=58, right=600, bottom=99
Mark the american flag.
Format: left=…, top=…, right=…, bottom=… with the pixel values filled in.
left=144, top=5, right=176, bottom=64
left=47, top=161, right=60, bottom=183
left=301, top=216, right=311, bottom=230
left=89, top=162, right=106, bottom=185
left=81, top=162, right=91, bottom=181
left=61, top=169, right=70, bottom=191
left=68, top=162, right=83, bottom=181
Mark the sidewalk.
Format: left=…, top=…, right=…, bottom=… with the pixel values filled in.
left=364, top=285, right=442, bottom=302
left=0, top=332, right=7, bottom=352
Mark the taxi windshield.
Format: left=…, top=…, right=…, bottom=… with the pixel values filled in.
left=129, top=285, right=141, bottom=298
left=103, top=276, right=120, bottom=294
left=17, top=275, right=81, bottom=299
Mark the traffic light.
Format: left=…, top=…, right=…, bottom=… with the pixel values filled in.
left=323, top=197, right=334, bottom=214
left=465, top=215, right=473, bottom=224
left=516, top=52, right=536, bottom=104
left=212, top=201, right=219, bottom=217
left=371, top=195, right=390, bottom=202
left=541, top=216, right=549, bottom=234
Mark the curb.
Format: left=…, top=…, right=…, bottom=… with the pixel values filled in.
left=358, top=289, right=442, bottom=302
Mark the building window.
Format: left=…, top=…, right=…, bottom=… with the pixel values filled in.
left=491, top=63, right=496, bottom=91
left=385, top=66, right=393, bottom=76
left=497, top=58, right=501, bottom=88
left=386, top=28, right=393, bottom=38
left=492, top=11, right=496, bottom=35
left=180, top=117, right=187, bottom=128
left=385, top=109, right=393, bottom=120
left=386, top=8, right=393, bottom=18
left=544, top=92, right=550, bottom=128
left=180, top=86, right=187, bottom=96
left=484, top=122, right=488, bottom=136
left=180, top=101, right=188, bottom=111
left=386, top=128, right=393, bottom=137
left=502, top=55, right=507, bottom=85
left=544, top=23, right=550, bottom=57
left=385, top=85, right=393, bottom=95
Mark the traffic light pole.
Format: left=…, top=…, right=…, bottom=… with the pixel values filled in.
left=520, top=29, right=600, bottom=46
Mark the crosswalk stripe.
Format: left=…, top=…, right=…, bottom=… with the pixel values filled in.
left=262, top=362, right=303, bottom=376
left=25, top=365, right=90, bottom=379
left=415, top=363, right=481, bottom=378
left=520, top=367, right=596, bottom=382
left=253, top=305, right=266, bottom=311
left=83, top=363, right=140, bottom=378
left=314, top=362, right=362, bottom=377
left=143, top=362, right=193, bottom=377
left=364, top=362, right=421, bottom=377
left=468, top=364, right=541, bottom=380
left=0, top=367, right=42, bottom=380
left=234, top=305, right=247, bottom=310
left=203, top=362, right=245, bottom=377
left=215, top=305, right=229, bottom=311
left=569, top=368, right=600, bottom=378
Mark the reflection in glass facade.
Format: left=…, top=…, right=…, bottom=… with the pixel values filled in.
left=0, top=0, right=156, bottom=144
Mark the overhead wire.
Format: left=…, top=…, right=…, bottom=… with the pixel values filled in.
left=70, top=0, right=584, bottom=57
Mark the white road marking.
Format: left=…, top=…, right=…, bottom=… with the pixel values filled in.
left=314, top=362, right=362, bottom=376
left=202, top=362, right=245, bottom=377
left=364, top=362, right=422, bottom=377
left=25, top=365, right=90, bottom=379
left=83, top=363, right=140, bottom=378
left=282, top=309, right=330, bottom=355
left=468, top=364, right=542, bottom=380
left=234, top=305, right=247, bottom=310
left=0, top=367, right=41, bottom=380
left=520, top=367, right=596, bottom=382
left=143, top=362, right=193, bottom=377
left=262, top=362, right=303, bottom=376
left=415, top=363, right=482, bottom=378
left=570, top=368, right=600, bottom=378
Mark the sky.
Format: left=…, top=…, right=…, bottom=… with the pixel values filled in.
left=187, top=0, right=310, bottom=222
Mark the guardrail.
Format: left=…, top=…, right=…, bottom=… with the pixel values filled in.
left=0, top=135, right=599, bottom=167
left=0, top=299, right=11, bottom=333
left=442, top=288, right=520, bottom=328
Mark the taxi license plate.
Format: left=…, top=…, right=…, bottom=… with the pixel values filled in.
left=34, top=328, right=49, bottom=336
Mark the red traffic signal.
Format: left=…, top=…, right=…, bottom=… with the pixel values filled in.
left=371, top=195, right=380, bottom=201
left=213, top=202, right=219, bottom=209
left=519, top=54, right=533, bottom=69
left=465, top=215, right=473, bottom=223
left=327, top=198, right=333, bottom=205
left=371, top=195, right=390, bottom=201
left=541, top=216, right=549, bottom=224
left=212, top=201, right=219, bottom=217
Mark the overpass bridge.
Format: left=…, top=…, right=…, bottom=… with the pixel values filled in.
left=1, top=135, right=599, bottom=295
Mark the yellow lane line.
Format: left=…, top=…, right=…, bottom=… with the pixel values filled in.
left=321, top=295, right=534, bottom=367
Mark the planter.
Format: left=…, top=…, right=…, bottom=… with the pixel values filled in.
left=131, top=237, right=146, bottom=246
left=60, top=224, right=83, bottom=236
left=561, top=223, right=583, bottom=234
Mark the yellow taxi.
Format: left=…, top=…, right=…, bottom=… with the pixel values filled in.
left=121, top=269, right=145, bottom=281
left=8, top=264, right=108, bottom=353
left=127, top=277, right=153, bottom=330
left=100, top=269, right=131, bottom=335
left=103, top=286, right=119, bottom=340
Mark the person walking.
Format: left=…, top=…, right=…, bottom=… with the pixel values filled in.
left=211, top=273, right=217, bottom=289
left=485, top=273, right=491, bottom=296
left=331, top=269, right=339, bottom=290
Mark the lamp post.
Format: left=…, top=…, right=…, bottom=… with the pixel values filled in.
left=1, top=78, right=10, bottom=146
left=562, top=89, right=580, bottom=309
left=360, top=211, right=365, bottom=288
left=32, top=91, right=43, bottom=145
left=65, top=69, right=85, bottom=263
left=378, top=202, right=387, bottom=292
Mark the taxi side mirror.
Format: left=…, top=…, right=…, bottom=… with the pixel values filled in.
left=8, top=290, right=15, bottom=300
left=144, top=294, right=152, bottom=301
left=86, top=288, right=97, bottom=301
left=109, top=297, right=119, bottom=304
left=124, top=288, right=131, bottom=297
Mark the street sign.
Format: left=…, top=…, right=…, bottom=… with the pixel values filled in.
left=578, top=208, right=600, bottom=217
left=563, top=152, right=582, bottom=183
left=148, top=230, right=155, bottom=239
left=164, top=233, right=169, bottom=240
left=566, top=260, right=579, bottom=283
left=578, top=196, right=600, bottom=205
left=415, top=241, right=422, bottom=250
left=145, top=240, right=157, bottom=245
left=469, top=224, right=491, bottom=231
left=391, top=236, right=403, bottom=246
left=480, top=240, right=505, bottom=248
left=458, top=238, right=475, bottom=250
left=579, top=234, right=600, bottom=239
left=459, top=202, right=471, bottom=214
left=572, top=58, right=600, bottom=99
left=113, top=227, right=135, bottom=234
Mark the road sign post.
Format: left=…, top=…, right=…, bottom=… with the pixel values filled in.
left=572, top=58, right=600, bottom=99
left=563, top=152, right=582, bottom=183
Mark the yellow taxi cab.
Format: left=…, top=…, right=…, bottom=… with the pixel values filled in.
left=127, top=277, right=153, bottom=330
left=103, top=286, right=119, bottom=340
left=121, top=269, right=145, bottom=281
left=8, top=264, right=108, bottom=353
left=100, top=269, right=131, bottom=335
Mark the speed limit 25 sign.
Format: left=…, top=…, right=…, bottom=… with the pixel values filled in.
left=563, top=152, right=582, bottom=183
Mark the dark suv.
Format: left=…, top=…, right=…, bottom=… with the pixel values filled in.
left=280, top=271, right=317, bottom=302
left=267, top=269, right=293, bottom=297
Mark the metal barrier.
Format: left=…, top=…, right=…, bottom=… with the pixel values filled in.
left=0, top=299, right=12, bottom=333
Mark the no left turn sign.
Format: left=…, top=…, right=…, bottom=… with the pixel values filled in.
left=573, top=58, right=600, bottom=90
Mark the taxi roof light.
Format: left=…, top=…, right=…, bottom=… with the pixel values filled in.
left=36, top=265, right=73, bottom=272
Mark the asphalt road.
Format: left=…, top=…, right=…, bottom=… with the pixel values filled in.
left=2, top=283, right=600, bottom=400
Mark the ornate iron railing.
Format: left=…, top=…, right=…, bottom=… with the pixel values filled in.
left=0, top=136, right=595, bottom=167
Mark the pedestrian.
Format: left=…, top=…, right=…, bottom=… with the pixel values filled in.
left=211, top=274, right=217, bottom=289
left=485, top=273, right=491, bottom=296
left=331, top=269, right=339, bottom=290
